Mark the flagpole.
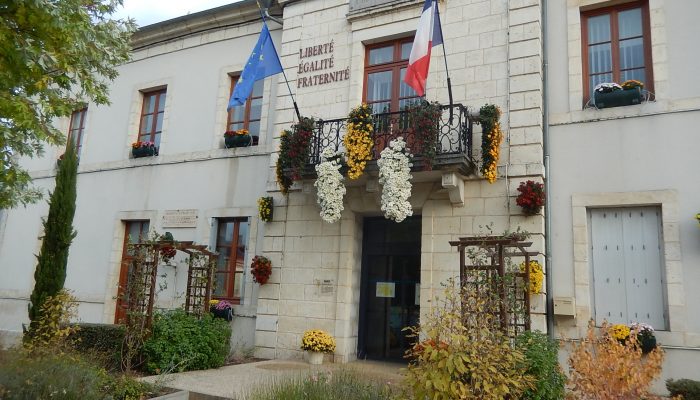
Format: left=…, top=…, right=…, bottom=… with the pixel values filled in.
left=256, top=6, right=302, bottom=121
left=435, top=0, right=454, bottom=123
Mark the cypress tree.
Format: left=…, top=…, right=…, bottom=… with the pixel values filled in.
left=27, top=142, right=78, bottom=332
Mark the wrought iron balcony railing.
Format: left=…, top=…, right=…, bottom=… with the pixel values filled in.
left=308, top=103, right=475, bottom=175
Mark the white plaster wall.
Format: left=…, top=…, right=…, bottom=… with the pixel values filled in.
left=547, top=0, right=700, bottom=385
left=0, top=12, right=278, bottom=347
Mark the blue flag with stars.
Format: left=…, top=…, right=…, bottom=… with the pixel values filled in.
left=228, top=22, right=283, bottom=110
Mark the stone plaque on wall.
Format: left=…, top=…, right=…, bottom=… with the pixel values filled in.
left=162, top=209, right=198, bottom=228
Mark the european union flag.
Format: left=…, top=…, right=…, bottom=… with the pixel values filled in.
left=228, top=22, right=283, bottom=110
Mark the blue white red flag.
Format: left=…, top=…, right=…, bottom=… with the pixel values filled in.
left=404, top=0, right=443, bottom=97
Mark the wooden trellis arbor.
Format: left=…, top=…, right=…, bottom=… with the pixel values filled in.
left=121, top=240, right=217, bottom=328
left=449, top=235, right=536, bottom=338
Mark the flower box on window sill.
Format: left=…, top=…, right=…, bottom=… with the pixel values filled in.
left=132, top=146, right=158, bottom=158
left=225, top=134, right=257, bottom=148
left=594, top=88, right=643, bottom=109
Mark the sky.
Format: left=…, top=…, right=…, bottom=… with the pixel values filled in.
left=112, top=0, right=240, bottom=27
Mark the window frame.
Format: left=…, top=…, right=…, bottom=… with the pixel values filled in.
left=115, top=220, right=150, bottom=324
left=580, top=0, right=654, bottom=103
left=67, top=108, right=87, bottom=156
left=213, top=217, right=249, bottom=303
left=363, top=37, right=420, bottom=113
left=226, top=75, right=262, bottom=145
left=137, top=89, right=167, bottom=145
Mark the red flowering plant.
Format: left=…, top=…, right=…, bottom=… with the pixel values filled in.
left=131, top=140, right=155, bottom=149
left=516, top=180, right=545, bottom=215
left=251, top=255, right=272, bottom=285
left=224, top=128, right=249, bottom=138
left=275, top=117, right=315, bottom=193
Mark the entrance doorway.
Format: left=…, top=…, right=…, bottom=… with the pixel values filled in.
left=358, top=216, right=421, bottom=361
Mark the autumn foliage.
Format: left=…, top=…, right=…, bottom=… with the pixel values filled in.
left=565, top=321, right=665, bottom=400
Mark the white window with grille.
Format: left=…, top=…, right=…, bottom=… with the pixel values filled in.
left=589, top=206, right=667, bottom=329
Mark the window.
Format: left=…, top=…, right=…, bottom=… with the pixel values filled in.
left=68, top=108, right=87, bottom=157
left=364, top=38, right=421, bottom=114
left=589, top=207, right=666, bottom=329
left=227, top=77, right=263, bottom=145
left=213, top=218, right=249, bottom=302
left=581, top=1, right=653, bottom=101
left=138, top=89, right=166, bottom=147
left=115, top=220, right=150, bottom=323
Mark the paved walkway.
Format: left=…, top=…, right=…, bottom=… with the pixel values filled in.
left=141, top=359, right=404, bottom=400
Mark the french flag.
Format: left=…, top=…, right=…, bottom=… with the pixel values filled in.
left=404, top=0, right=443, bottom=97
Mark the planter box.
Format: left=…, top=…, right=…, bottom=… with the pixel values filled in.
left=594, top=88, right=643, bottom=109
left=209, top=306, right=233, bottom=321
left=225, top=135, right=252, bottom=148
left=132, top=146, right=158, bottom=158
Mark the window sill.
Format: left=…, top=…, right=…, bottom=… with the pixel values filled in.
left=550, top=96, right=700, bottom=126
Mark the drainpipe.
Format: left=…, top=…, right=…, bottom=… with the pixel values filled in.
left=541, top=0, right=554, bottom=338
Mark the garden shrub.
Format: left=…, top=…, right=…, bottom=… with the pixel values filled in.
left=515, top=330, right=566, bottom=400
left=566, top=320, right=664, bottom=400
left=69, top=323, right=125, bottom=371
left=667, top=379, right=700, bottom=400
left=143, top=309, right=231, bottom=373
left=24, top=289, right=79, bottom=352
left=249, top=370, right=394, bottom=400
left=403, top=280, right=535, bottom=400
left=0, top=349, right=155, bottom=400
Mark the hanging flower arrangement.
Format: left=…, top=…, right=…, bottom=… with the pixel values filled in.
left=378, top=137, right=413, bottom=223
left=275, top=117, right=315, bottom=194
left=407, top=100, right=441, bottom=170
left=251, top=255, right=272, bottom=285
left=479, top=104, right=503, bottom=183
left=314, top=148, right=346, bottom=224
left=258, top=196, right=273, bottom=222
left=516, top=180, right=545, bottom=215
left=344, top=103, right=374, bottom=179
left=519, top=260, right=544, bottom=295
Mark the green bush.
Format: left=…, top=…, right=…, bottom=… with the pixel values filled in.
left=69, top=323, right=125, bottom=371
left=0, top=350, right=155, bottom=400
left=516, top=330, right=567, bottom=400
left=143, top=309, right=231, bottom=373
left=667, top=379, right=700, bottom=400
left=249, top=370, right=394, bottom=400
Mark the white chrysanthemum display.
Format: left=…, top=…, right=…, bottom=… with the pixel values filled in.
left=378, top=138, right=413, bottom=223
left=314, top=148, right=346, bottom=223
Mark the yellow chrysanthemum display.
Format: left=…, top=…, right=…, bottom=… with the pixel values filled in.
left=479, top=104, right=503, bottom=184
left=301, top=329, right=336, bottom=353
left=257, top=196, right=273, bottom=222
left=610, top=324, right=631, bottom=341
left=344, top=104, right=374, bottom=180
left=519, top=260, right=544, bottom=295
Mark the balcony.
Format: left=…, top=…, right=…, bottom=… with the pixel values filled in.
left=306, top=103, right=476, bottom=177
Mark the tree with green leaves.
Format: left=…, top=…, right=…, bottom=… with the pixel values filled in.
left=27, top=142, right=78, bottom=337
left=0, top=0, right=135, bottom=208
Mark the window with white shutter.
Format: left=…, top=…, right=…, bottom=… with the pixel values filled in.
left=589, top=206, right=667, bottom=329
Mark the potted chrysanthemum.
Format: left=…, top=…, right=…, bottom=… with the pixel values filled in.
left=630, top=322, right=657, bottom=354
left=301, top=329, right=335, bottom=365
left=131, top=141, right=158, bottom=158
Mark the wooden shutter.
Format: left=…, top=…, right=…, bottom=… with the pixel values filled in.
left=590, top=207, right=666, bottom=328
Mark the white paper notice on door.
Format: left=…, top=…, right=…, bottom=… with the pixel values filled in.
left=376, top=282, right=395, bottom=298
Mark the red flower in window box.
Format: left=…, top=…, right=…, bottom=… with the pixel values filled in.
left=251, top=255, right=272, bottom=285
left=516, top=180, right=545, bottom=216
